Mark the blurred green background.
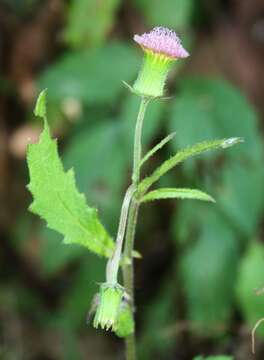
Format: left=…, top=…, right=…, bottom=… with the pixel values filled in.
left=1, top=0, right=264, bottom=359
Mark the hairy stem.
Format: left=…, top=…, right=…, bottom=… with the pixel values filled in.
left=123, top=97, right=149, bottom=360
left=132, top=98, right=149, bottom=184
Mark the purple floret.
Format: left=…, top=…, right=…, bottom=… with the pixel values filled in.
left=134, top=26, right=189, bottom=59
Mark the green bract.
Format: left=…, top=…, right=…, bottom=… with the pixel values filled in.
left=132, top=27, right=189, bottom=98
left=93, top=283, right=124, bottom=331
left=133, top=50, right=175, bottom=98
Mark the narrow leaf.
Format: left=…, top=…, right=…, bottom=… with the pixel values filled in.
left=27, top=92, right=114, bottom=257
left=141, top=188, right=215, bottom=203
left=138, top=137, right=243, bottom=194
left=139, top=132, right=176, bottom=169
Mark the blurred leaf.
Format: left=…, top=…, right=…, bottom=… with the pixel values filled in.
left=141, top=188, right=215, bottom=203
left=39, top=227, right=83, bottom=276
left=135, top=0, right=194, bottom=30
left=180, top=211, right=238, bottom=334
left=56, top=256, right=105, bottom=330
left=62, top=329, right=82, bottom=360
left=138, top=282, right=175, bottom=359
left=216, top=162, right=264, bottom=237
left=169, top=77, right=262, bottom=168
left=64, top=0, right=120, bottom=48
left=171, top=201, right=207, bottom=247
left=236, top=242, right=264, bottom=337
left=63, top=120, right=126, bottom=233
left=27, top=107, right=114, bottom=257
left=39, top=43, right=140, bottom=106
left=138, top=138, right=241, bottom=194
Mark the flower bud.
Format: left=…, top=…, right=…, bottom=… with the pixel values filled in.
left=115, top=302, right=135, bottom=338
left=133, top=27, right=189, bottom=98
left=93, top=283, right=124, bottom=331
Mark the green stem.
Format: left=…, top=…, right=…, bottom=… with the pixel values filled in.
left=123, top=97, right=149, bottom=360
left=106, top=184, right=136, bottom=284
left=132, top=98, right=149, bottom=184
left=123, top=199, right=139, bottom=360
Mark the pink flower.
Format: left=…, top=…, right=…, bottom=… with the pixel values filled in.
left=134, top=26, right=189, bottom=59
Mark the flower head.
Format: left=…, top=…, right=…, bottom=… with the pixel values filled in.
left=93, top=283, right=124, bottom=331
left=133, top=27, right=189, bottom=98
left=134, top=26, right=189, bottom=59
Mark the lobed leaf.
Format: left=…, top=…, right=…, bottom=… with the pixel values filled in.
left=138, top=138, right=242, bottom=195
left=141, top=188, right=215, bottom=203
left=27, top=92, right=114, bottom=257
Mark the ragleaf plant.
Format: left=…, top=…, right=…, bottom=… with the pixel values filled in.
left=27, top=27, right=242, bottom=360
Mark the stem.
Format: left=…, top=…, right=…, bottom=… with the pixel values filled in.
left=123, top=97, right=150, bottom=360
left=106, top=184, right=136, bottom=284
left=132, top=98, right=150, bottom=184
left=123, top=199, right=139, bottom=360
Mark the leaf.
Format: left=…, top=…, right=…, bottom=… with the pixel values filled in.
left=64, top=0, right=120, bottom=48
left=139, top=132, right=176, bottom=169
left=180, top=211, right=239, bottom=334
left=141, top=188, right=215, bottom=203
left=39, top=226, right=83, bottom=276
left=216, top=162, right=264, bottom=237
left=27, top=92, right=114, bottom=257
left=135, top=0, right=194, bottom=30
left=57, top=256, right=105, bottom=330
left=63, top=120, right=126, bottom=233
left=138, top=138, right=242, bottom=195
left=138, top=282, right=175, bottom=359
left=236, top=242, right=264, bottom=337
left=169, top=77, right=263, bottom=167
left=39, top=43, right=140, bottom=106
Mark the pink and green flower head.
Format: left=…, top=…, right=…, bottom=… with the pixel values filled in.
left=133, top=27, right=189, bottom=98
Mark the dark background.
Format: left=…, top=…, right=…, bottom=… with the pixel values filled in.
left=1, top=0, right=264, bottom=359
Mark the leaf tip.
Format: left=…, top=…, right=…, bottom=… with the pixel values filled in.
left=209, top=195, right=216, bottom=203
left=34, top=89, right=48, bottom=119
left=221, top=137, right=244, bottom=149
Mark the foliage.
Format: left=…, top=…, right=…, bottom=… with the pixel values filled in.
left=39, top=43, right=140, bottom=107
left=5, top=2, right=264, bottom=358
left=141, top=188, right=215, bottom=203
left=64, top=0, right=120, bottom=48
left=236, top=242, right=264, bottom=336
left=135, top=0, right=195, bottom=30
left=27, top=90, right=114, bottom=257
left=138, top=137, right=242, bottom=194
